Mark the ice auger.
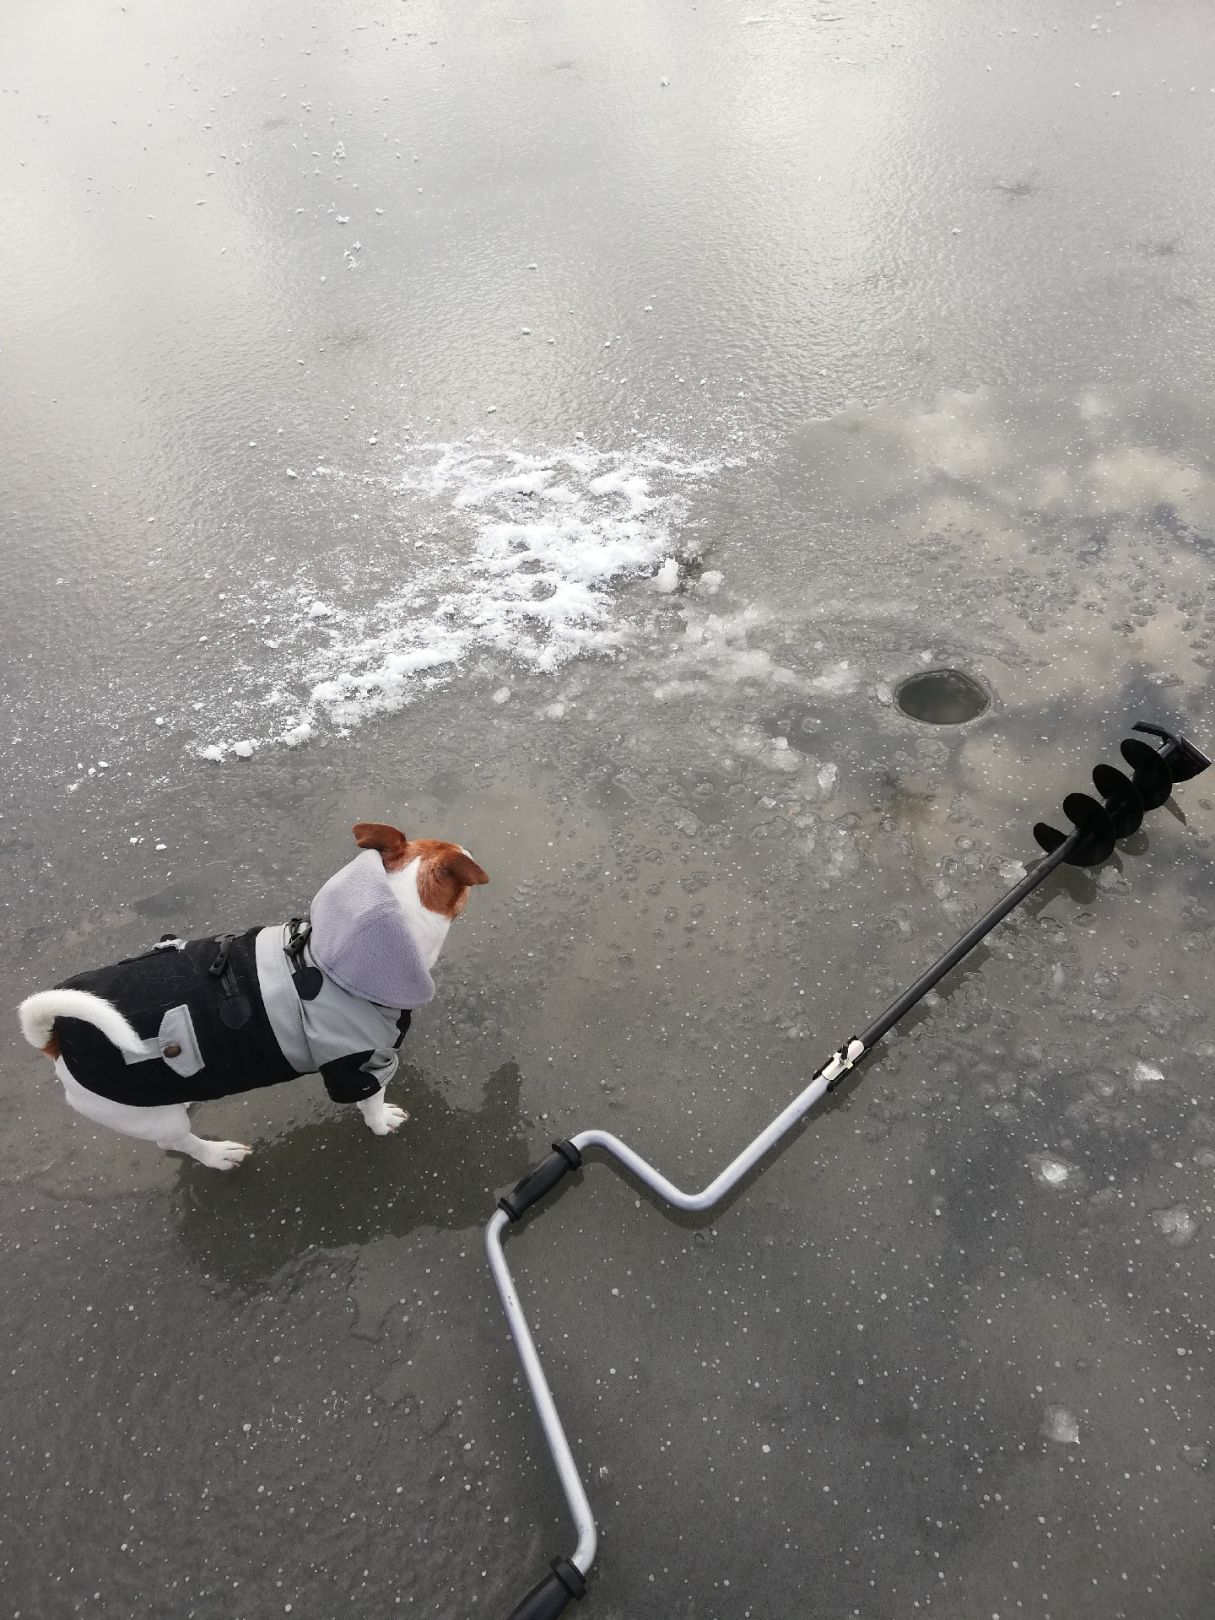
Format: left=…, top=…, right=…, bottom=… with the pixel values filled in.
left=486, top=720, right=1209, bottom=1618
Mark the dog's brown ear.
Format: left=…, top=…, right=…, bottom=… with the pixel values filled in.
left=444, top=851, right=489, bottom=887
left=352, top=822, right=410, bottom=869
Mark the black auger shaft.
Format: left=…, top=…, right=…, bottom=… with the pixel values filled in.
left=852, top=830, right=1077, bottom=1057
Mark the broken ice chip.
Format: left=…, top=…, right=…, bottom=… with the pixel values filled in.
left=1042, top=1405, right=1080, bottom=1445
left=1132, top=1060, right=1166, bottom=1092
left=1151, top=1204, right=1199, bottom=1247
left=1030, top=1153, right=1076, bottom=1189
left=653, top=557, right=679, bottom=593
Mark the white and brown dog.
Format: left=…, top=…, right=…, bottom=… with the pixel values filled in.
left=18, top=822, right=487, bottom=1169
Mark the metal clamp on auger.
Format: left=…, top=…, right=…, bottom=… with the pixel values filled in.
left=485, top=718, right=1209, bottom=1619
left=823, top=1038, right=865, bottom=1092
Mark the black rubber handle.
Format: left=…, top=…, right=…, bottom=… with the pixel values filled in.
left=499, top=1141, right=582, bottom=1221
left=505, top=1558, right=587, bottom=1618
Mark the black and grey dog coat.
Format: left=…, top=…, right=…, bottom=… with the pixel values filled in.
left=53, top=851, right=436, bottom=1109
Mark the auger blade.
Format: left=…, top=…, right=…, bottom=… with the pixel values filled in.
left=1061, top=791, right=1117, bottom=865
left=1121, top=737, right=1173, bottom=810
left=1036, top=721, right=1205, bottom=864
left=1032, top=795, right=1117, bottom=866
left=1032, top=820, right=1069, bottom=857
left=1092, top=762, right=1144, bottom=838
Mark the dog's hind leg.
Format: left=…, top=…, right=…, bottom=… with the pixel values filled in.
left=56, top=1059, right=253, bottom=1169
left=154, top=1125, right=253, bottom=1170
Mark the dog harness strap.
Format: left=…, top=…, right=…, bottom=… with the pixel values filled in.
left=285, top=917, right=323, bottom=1000
left=255, top=924, right=314, bottom=1073
left=208, top=934, right=252, bottom=1030
left=286, top=916, right=313, bottom=965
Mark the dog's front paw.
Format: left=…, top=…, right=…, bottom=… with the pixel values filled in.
left=198, top=1140, right=254, bottom=1170
left=361, top=1101, right=409, bottom=1137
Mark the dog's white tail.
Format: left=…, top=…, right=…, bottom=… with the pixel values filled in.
left=18, top=990, right=145, bottom=1056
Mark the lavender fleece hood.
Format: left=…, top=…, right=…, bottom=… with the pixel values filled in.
left=308, top=850, right=436, bottom=1010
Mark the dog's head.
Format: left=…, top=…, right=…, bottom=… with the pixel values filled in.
left=352, top=821, right=489, bottom=920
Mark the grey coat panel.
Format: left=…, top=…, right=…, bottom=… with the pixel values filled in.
left=258, top=924, right=409, bottom=1096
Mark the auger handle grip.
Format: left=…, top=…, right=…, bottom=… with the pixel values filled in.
left=499, top=1141, right=582, bottom=1221
left=505, top=1558, right=587, bottom=1618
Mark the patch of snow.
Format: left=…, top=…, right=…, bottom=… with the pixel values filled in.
left=811, top=660, right=858, bottom=695
left=196, top=439, right=717, bottom=757
left=653, top=557, right=680, bottom=593
left=589, top=471, right=653, bottom=507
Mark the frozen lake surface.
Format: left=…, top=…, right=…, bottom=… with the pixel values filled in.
left=1, top=2, right=1213, bottom=1616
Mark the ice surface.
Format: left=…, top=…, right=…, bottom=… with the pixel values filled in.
left=5, top=3, right=1215, bottom=1615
